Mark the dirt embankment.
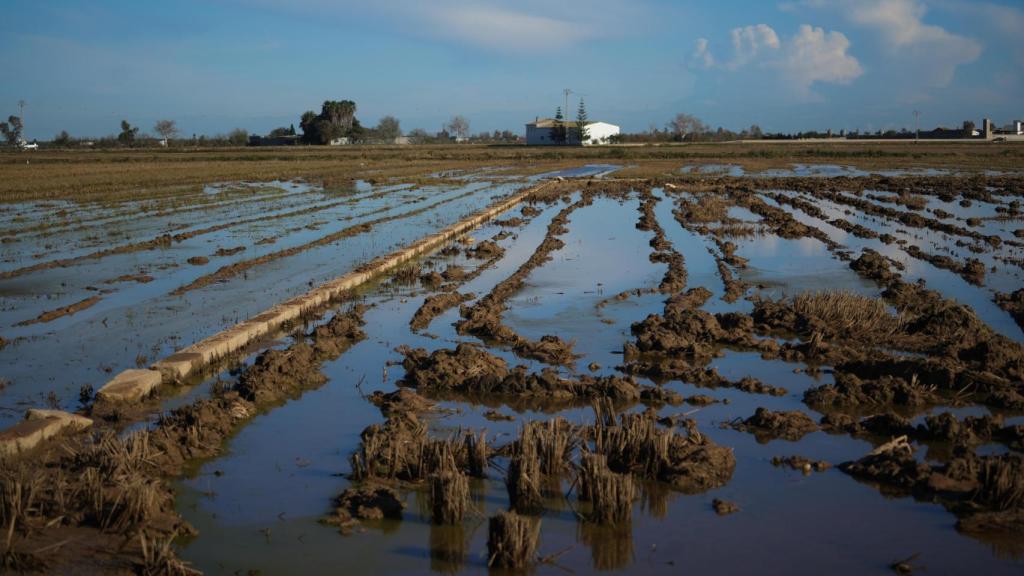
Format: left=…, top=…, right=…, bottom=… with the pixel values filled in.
left=0, top=304, right=368, bottom=572
left=15, top=295, right=103, bottom=326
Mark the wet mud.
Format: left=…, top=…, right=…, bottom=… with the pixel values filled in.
left=4, top=169, right=1024, bottom=574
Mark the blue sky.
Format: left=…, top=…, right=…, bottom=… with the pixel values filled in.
left=2, top=0, right=1022, bottom=139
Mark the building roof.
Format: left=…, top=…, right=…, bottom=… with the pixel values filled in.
left=526, top=118, right=617, bottom=129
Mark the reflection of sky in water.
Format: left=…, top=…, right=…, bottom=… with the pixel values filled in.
left=762, top=191, right=1024, bottom=341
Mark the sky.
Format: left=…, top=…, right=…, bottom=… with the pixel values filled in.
left=2, top=0, right=1022, bottom=139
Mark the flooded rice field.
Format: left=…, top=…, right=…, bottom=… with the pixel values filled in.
left=2, top=163, right=1024, bottom=574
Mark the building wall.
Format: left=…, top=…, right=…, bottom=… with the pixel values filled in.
left=525, top=122, right=620, bottom=146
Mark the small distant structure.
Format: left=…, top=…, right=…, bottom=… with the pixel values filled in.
left=17, top=140, right=38, bottom=150
left=328, top=137, right=350, bottom=146
left=997, top=120, right=1023, bottom=136
left=393, top=136, right=411, bottom=145
left=525, top=118, right=620, bottom=146
left=982, top=118, right=994, bottom=140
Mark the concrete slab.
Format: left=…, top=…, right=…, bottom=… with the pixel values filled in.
left=96, top=368, right=163, bottom=403
left=0, top=410, right=93, bottom=456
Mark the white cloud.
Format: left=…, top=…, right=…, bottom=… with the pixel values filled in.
left=691, top=23, right=862, bottom=98
left=785, top=0, right=982, bottom=87
left=691, top=38, right=715, bottom=68
left=781, top=25, right=862, bottom=87
left=730, top=24, right=780, bottom=67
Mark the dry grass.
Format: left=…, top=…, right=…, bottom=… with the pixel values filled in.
left=577, top=451, right=635, bottom=525
left=4, top=142, right=1021, bottom=203
left=791, top=290, right=905, bottom=339
left=138, top=531, right=201, bottom=576
left=594, top=413, right=673, bottom=479
left=523, top=418, right=575, bottom=476
left=350, top=416, right=485, bottom=483
left=487, top=511, right=540, bottom=569
left=428, top=472, right=469, bottom=525
left=505, top=434, right=543, bottom=515
left=976, top=456, right=1024, bottom=511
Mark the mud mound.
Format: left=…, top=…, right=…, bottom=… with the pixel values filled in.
left=410, top=291, right=473, bottom=331
left=850, top=249, right=901, bottom=284
left=466, top=239, right=504, bottom=259
left=731, top=407, right=818, bottom=442
left=322, top=485, right=405, bottom=534
left=399, top=344, right=677, bottom=407
left=369, top=388, right=435, bottom=416
left=804, top=373, right=942, bottom=411
left=995, top=289, right=1024, bottom=331
left=630, top=287, right=763, bottom=358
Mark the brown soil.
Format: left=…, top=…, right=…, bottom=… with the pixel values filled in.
left=398, top=343, right=669, bottom=408
left=771, top=455, right=831, bottom=473
left=712, top=498, right=739, bottom=515
left=729, top=407, right=819, bottom=442
left=465, top=239, right=504, bottom=259
left=995, top=289, right=1024, bottom=330
left=186, top=256, right=209, bottom=265
left=410, top=291, right=474, bottom=331
left=322, top=484, right=405, bottom=534
left=213, top=246, right=246, bottom=257
left=16, top=295, right=102, bottom=326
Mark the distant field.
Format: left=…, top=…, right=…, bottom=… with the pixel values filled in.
left=2, top=141, right=1022, bottom=202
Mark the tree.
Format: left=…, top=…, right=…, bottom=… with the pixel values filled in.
left=575, top=99, right=590, bottom=144
left=748, top=124, right=763, bottom=139
left=300, top=110, right=319, bottom=143
left=154, top=119, right=178, bottom=141
left=52, top=130, right=72, bottom=147
left=0, top=115, right=23, bottom=146
left=315, top=100, right=357, bottom=143
left=268, top=126, right=293, bottom=138
left=447, top=115, right=469, bottom=140
left=408, top=128, right=430, bottom=144
left=227, top=129, right=248, bottom=146
left=117, top=120, right=139, bottom=146
left=963, top=120, right=976, bottom=137
left=299, top=100, right=361, bottom=144
left=552, top=107, right=566, bottom=145
left=667, top=113, right=707, bottom=142
left=376, top=115, right=401, bottom=142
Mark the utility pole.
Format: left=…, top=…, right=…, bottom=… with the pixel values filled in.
left=563, top=88, right=573, bottom=121
left=913, top=110, right=921, bottom=142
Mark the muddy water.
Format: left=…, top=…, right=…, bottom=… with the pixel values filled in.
left=762, top=191, right=1024, bottom=341
left=0, top=177, right=529, bottom=426
left=173, top=185, right=1022, bottom=575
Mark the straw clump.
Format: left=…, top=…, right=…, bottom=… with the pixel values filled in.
left=487, top=511, right=541, bottom=569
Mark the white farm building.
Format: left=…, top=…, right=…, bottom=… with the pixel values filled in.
left=525, top=118, right=619, bottom=146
